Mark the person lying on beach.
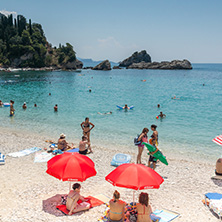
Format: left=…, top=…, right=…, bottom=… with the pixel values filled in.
left=136, top=192, right=153, bottom=222
left=81, top=117, right=95, bottom=149
left=57, top=133, right=73, bottom=151
left=108, top=190, right=126, bottom=222
left=22, top=102, right=27, bottom=109
left=158, top=112, right=166, bottom=118
left=97, top=111, right=112, bottom=115
left=79, top=136, right=92, bottom=154
left=66, top=183, right=90, bottom=215
left=0, top=100, right=3, bottom=106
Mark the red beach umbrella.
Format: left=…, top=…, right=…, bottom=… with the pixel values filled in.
left=46, top=152, right=96, bottom=182
left=213, top=135, right=222, bottom=146
left=105, top=163, right=164, bottom=190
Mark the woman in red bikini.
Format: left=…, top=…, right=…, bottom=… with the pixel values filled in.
left=136, top=192, right=153, bottom=222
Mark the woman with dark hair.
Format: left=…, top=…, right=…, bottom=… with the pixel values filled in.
left=80, top=117, right=95, bottom=152
left=108, top=190, right=126, bottom=222
left=148, top=125, right=159, bottom=170
left=137, top=128, right=149, bottom=164
left=136, top=192, right=152, bottom=222
left=10, top=100, right=15, bottom=116
left=66, top=183, right=90, bottom=215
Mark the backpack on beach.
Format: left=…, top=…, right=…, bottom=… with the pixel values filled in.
left=134, top=134, right=141, bottom=146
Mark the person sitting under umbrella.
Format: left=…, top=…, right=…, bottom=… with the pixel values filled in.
left=136, top=192, right=153, bottom=222
left=66, top=183, right=90, bottom=215
left=108, top=190, right=126, bottom=222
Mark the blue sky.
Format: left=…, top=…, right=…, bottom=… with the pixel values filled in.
left=1, top=0, right=222, bottom=63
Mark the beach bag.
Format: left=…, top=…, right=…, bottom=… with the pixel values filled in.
left=134, top=134, right=141, bottom=146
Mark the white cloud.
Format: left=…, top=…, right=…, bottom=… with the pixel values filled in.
left=0, top=10, right=17, bottom=17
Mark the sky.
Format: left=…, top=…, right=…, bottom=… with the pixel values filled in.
left=1, top=0, right=222, bottom=63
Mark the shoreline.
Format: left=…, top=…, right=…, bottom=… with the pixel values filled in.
left=0, top=127, right=220, bottom=221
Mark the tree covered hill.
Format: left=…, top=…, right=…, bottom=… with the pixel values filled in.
left=0, top=13, right=82, bottom=69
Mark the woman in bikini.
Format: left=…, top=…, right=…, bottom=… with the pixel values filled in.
left=137, top=128, right=149, bottom=164
left=80, top=117, right=95, bottom=152
left=10, top=100, right=15, bottom=116
left=136, top=192, right=153, bottom=222
left=108, top=190, right=126, bottom=222
left=66, top=183, right=90, bottom=215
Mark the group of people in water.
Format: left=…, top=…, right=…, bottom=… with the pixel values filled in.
left=67, top=183, right=152, bottom=222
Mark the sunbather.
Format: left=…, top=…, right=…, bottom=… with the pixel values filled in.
left=66, top=183, right=90, bottom=215
left=108, top=190, right=126, bottom=222
left=58, top=133, right=73, bottom=151
left=136, top=192, right=153, bottom=222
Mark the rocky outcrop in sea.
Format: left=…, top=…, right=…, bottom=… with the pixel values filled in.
left=92, top=60, right=111, bottom=70
left=119, top=50, right=151, bottom=68
left=128, top=59, right=192, bottom=70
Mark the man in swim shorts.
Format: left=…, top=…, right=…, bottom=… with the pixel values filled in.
left=79, top=136, right=89, bottom=155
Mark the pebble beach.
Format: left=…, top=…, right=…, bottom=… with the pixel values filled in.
left=0, top=127, right=221, bottom=222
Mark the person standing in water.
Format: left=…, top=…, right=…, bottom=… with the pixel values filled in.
left=137, top=128, right=149, bottom=164
left=22, top=102, right=27, bottom=109
left=10, top=100, right=15, bottom=116
left=54, top=104, right=58, bottom=112
left=123, top=104, right=130, bottom=110
left=80, top=117, right=95, bottom=152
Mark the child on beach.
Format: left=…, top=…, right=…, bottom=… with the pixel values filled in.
left=79, top=136, right=92, bottom=154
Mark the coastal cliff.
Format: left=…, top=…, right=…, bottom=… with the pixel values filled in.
left=0, top=14, right=82, bottom=70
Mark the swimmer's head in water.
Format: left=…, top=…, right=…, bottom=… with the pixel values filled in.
left=124, top=104, right=128, bottom=108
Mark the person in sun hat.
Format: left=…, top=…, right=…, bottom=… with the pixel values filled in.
left=58, top=133, right=74, bottom=151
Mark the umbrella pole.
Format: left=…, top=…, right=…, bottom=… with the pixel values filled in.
left=133, top=190, right=135, bottom=206
left=69, top=181, right=71, bottom=191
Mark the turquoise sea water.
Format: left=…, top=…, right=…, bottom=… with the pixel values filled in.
left=0, top=64, right=222, bottom=161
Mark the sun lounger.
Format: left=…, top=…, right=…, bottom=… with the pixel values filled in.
left=204, top=192, right=222, bottom=219
left=0, top=153, right=5, bottom=165
left=152, top=209, right=180, bottom=222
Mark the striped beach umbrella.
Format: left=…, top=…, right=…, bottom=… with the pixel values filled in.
left=213, top=135, right=222, bottom=146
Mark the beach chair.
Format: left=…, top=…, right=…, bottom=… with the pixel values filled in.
left=204, top=193, right=222, bottom=219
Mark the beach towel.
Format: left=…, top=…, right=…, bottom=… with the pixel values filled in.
left=34, top=152, right=52, bottom=163
left=0, top=153, right=5, bottom=165
left=56, top=196, right=104, bottom=215
left=152, top=209, right=180, bottom=222
left=209, top=199, right=222, bottom=217
left=8, top=147, right=41, bottom=157
left=66, top=148, right=79, bottom=153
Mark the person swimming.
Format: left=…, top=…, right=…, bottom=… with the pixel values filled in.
left=158, top=112, right=166, bottom=118
left=123, top=104, right=130, bottom=110
left=22, top=102, right=27, bottom=109
left=97, top=111, right=112, bottom=115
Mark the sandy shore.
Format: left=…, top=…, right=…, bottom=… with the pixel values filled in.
left=0, top=127, right=221, bottom=222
